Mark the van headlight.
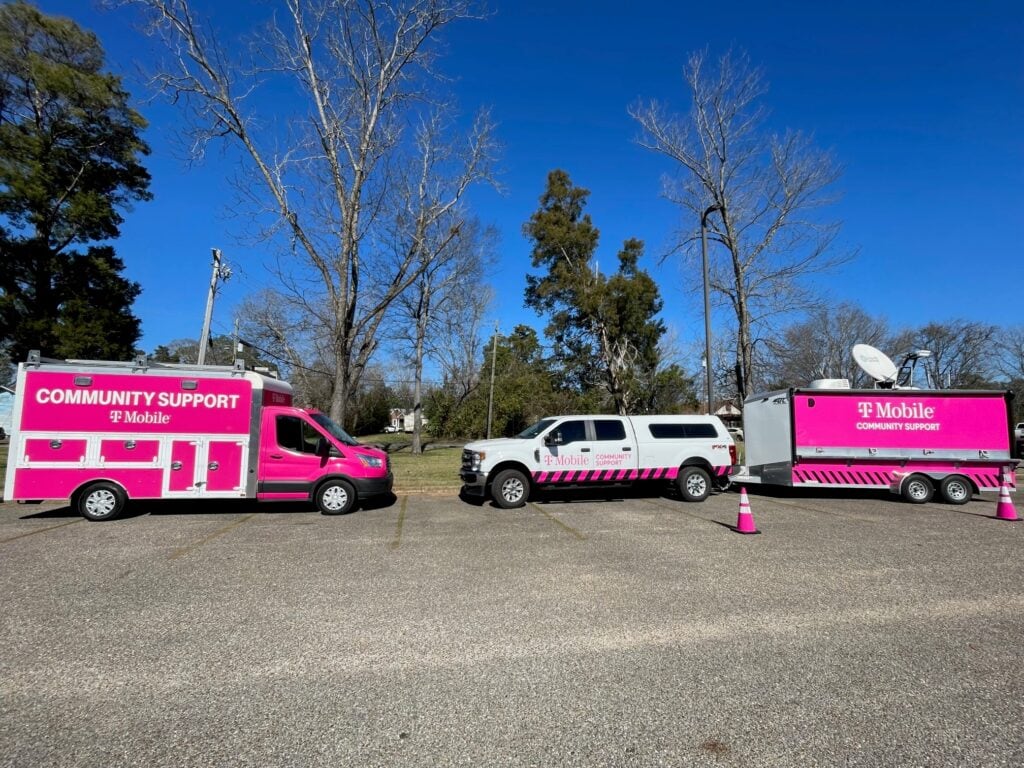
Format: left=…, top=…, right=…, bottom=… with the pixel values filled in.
left=357, top=454, right=383, bottom=469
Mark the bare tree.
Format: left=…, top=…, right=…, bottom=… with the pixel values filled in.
left=631, top=49, right=854, bottom=401
left=993, top=325, right=1024, bottom=382
left=763, top=303, right=891, bottom=388
left=127, top=0, right=496, bottom=423
left=391, top=214, right=495, bottom=453
left=903, top=320, right=998, bottom=388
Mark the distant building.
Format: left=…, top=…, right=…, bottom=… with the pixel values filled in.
left=388, top=408, right=429, bottom=433
left=0, top=390, right=12, bottom=436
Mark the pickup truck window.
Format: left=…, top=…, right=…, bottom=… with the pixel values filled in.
left=555, top=420, right=587, bottom=444
left=648, top=422, right=719, bottom=439
left=517, top=419, right=556, bottom=439
left=594, top=420, right=627, bottom=441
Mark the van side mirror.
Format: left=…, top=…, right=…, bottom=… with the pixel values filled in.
left=316, top=437, right=334, bottom=457
left=544, top=430, right=563, bottom=446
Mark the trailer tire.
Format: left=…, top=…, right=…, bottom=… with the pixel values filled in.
left=316, top=479, right=356, bottom=515
left=901, top=474, right=934, bottom=504
left=77, top=482, right=127, bottom=522
left=938, top=475, right=973, bottom=505
left=492, top=469, right=529, bottom=509
left=678, top=466, right=711, bottom=502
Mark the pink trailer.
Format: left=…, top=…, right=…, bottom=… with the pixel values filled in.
left=3, top=352, right=392, bottom=520
left=733, top=386, right=1016, bottom=504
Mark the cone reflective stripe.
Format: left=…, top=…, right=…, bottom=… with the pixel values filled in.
left=995, top=472, right=1020, bottom=522
left=735, top=486, right=761, bottom=534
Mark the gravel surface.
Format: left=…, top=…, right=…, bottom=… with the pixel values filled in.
left=1, top=486, right=1023, bottom=767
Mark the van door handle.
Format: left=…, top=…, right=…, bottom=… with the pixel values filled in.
left=580, top=447, right=591, bottom=452
left=270, top=454, right=283, bottom=460
left=622, top=446, right=632, bottom=451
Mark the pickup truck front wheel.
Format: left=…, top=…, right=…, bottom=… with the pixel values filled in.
left=678, top=467, right=711, bottom=502
left=492, top=469, right=529, bottom=509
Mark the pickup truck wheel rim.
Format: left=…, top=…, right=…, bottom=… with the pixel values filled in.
left=322, top=485, right=348, bottom=511
left=686, top=474, right=707, bottom=497
left=501, top=478, right=524, bottom=503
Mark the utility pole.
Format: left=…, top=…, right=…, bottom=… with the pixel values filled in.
left=486, top=323, right=499, bottom=439
left=198, top=248, right=231, bottom=365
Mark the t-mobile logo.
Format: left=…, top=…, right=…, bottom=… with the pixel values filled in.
left=857, top=402, right=874, bottom=418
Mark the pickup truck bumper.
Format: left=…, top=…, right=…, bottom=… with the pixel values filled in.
left=459, top=470, right=488, bottom=497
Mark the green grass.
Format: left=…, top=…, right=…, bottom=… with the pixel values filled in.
left=356, top=434, right=466, bottom=493
left=386, top=446, right=463, bottom=493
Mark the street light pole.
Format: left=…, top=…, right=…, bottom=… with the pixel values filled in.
left=700, top=204, right=723, bottom=415
left=198, top=248, right=231, bottom=365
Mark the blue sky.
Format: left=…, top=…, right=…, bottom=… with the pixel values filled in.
left=36, top=0, right=1024, bottom=365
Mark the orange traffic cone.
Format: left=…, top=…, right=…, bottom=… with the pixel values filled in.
left=735, top=486, right=761, bottom=534
left=995, top=471, right=1020, bottom=522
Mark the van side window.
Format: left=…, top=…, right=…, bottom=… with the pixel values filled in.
left=648, top=422, right=719, bottom=439
left=594, top=420, right=626, bottom=441
left=555, top=420, right=587, bottom=444
left=277, top=415, right=320, bottom=454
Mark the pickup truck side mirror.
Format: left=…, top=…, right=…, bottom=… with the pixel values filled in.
left=544, top=430, right=563, bottom=447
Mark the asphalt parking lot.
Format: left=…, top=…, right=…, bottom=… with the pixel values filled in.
left=1, top=486, right=1023, bottom=768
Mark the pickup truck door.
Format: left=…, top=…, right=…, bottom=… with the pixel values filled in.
left=538, top=419, right=595, bottom=479
left=591, top=418, right=638, bottom=479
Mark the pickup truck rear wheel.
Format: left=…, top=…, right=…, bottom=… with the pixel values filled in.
left=316, top=479, right=356, bottom=515
left=678, top=467, right=711, bottom=502
left=77, top=482, right=127, bottom=521
left=901, top=474, right=934, bottom=504
left=492, top=469, right=529, bottom=509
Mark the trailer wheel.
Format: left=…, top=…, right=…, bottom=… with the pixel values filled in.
left=491, top=469, right=529, bottom=509
left=316, top=479, right=356, bottom=515
left=901, top=474, right=934, bottom=504
left=77, top=482, right=127, bottom=522
left=939, top=475, right=973, bottom=505
left=678, top=466, right=711, bottom=502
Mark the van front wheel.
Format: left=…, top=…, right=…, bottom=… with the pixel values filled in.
left=316, top=479, right=356, bottom=515
left=77, top=482, right=127, bottom=521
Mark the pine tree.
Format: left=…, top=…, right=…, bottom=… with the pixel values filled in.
left=524, top=170, right=668, bottom=414
left=0, top=1, right=151, bottom=361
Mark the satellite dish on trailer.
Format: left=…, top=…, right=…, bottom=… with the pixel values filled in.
left=852, top=344, right=899, bottom=388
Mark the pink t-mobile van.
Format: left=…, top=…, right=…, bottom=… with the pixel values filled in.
left=3, top=352, right=392, bottom=520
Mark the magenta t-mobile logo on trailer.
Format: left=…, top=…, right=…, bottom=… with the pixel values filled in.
left=856, top=401, right=937, bottom=420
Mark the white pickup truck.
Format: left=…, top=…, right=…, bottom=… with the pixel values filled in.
left=459, top=414, right=736, bottom=508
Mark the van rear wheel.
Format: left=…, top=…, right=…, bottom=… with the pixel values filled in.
left=77, top=482, right=127, bottom=521
left=316, top=479, right=356, bottom=515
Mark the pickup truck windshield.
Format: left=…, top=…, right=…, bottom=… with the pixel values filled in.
left=516, top=419, right=556, bottom=439
left=311, top=412, right=360, bottom=447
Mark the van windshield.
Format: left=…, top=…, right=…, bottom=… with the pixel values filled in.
left=516, top=419, right=556, bottom=439
left=311, top=412, right=360, bottom=447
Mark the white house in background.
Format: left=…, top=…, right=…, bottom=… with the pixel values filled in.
left=387, top=408, right=429, bottom=433
left=0, top=390, right=12, bottom=437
